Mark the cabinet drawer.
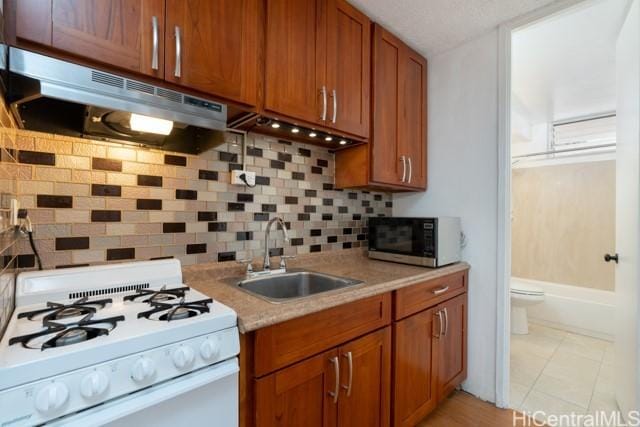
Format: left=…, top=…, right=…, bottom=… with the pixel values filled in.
left=394, top=271, right=467, bottom=320
left=254, top=293, right=391, bottom=377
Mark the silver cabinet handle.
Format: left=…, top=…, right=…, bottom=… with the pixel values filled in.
left=331, top=89, right=337, bottom=124
left=328, top=356, right=340, bottom=403
left=174, top=26, right=182, bottom=78
left=443, top=307, right=449, bottom=336
left=432, top=286, right=450, bottom=295
left=436, top=310, right=444, bottom=337
left=151, top=16, right=159, bottom=70
left=341, top=352, right=353, bottom=397
left=407, top=157, right=413, bottom=183
left=400, top=156, right=406, bottom=182
left=320, top=86, right=327, bottom=121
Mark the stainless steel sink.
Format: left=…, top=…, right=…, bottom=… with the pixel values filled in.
left=232, top=271, right=363, bottom=302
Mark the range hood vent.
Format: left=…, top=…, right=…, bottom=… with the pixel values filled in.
left=3, top=48, right=228, bottom=154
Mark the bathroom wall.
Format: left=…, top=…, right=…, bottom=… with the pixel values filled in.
left=8, top=130, right=391, bottom=271
left=511, top=159, right=615, bottom=290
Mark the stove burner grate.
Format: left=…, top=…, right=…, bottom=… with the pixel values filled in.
left=17, top=296, right=112, bottom=322
left=137, top=297, right=212, bottom=321
left=123, top=286, right=190, bottom=303
left=8, top=313, right=124, bottom=350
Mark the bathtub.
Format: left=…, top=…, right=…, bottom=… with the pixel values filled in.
left=511, top=277, right=615, bottom=341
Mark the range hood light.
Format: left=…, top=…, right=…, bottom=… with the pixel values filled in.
left=129, top=113, right=174, bottom=135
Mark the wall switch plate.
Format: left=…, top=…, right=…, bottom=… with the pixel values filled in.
left=231, top=170, right=256, bottom=186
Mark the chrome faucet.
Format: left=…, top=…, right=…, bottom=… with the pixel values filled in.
left=263, top=216, right=290, bottom=271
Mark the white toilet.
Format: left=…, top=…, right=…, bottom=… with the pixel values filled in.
left=510, top=281, right=545, bottom=334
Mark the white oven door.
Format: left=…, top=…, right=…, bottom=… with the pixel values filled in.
left=49, top=358, right=238, bottom=427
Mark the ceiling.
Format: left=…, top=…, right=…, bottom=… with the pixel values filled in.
left=351, top=0, right=558, bottom=57
left=512, top=0, right=630, bottom=124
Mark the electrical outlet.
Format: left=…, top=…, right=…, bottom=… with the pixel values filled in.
left=231, top=170, right=256, bottom=186
left=9, top=198, right=19, bottom=227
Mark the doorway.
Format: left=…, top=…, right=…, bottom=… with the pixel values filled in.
left=496, top=0, right=638, bottom=423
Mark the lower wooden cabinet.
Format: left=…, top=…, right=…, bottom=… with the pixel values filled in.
left=255, top=327, right=391, bottom=427
left=392, top=283, right=468, bottom=425
left=255, top=349, right=338, bottom=427
left=242, top=269, right=468, bottom=427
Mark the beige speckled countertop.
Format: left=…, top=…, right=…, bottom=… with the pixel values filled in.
left=183, top=249, right=470, bottom=333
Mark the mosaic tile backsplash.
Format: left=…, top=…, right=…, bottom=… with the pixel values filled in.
left=0, top=101, right=19, bottom=337
left=9, top=130, right=392, bottom=270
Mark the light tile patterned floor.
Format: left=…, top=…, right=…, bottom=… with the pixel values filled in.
left=509, top=323, right=621, bottom=426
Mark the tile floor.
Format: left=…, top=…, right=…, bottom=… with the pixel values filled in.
left=510, top=323, right=621, bottom=425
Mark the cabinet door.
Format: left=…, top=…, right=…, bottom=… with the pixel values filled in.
left=398, top=48, right=427, bottom=189
left=15, top=0, right=53, bottom=46
left=325, top=0, right=370, bottom=138
left=370, top=25, right=404, bottom=186
left=436, top=293, right=467, bottom=400
left=50, top=0, right=164, bottom=77
left=337, top=327, right=390, bottom=427
left=165, top=0, right=260, bottom=106
left=255, top=349, right=338, bottom=427
left=393, top=308, right=438, bottom=427
left=264, top=0, right=326, bottom=124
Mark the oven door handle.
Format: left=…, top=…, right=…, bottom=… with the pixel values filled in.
left=46, top=359, right=239, bottom=427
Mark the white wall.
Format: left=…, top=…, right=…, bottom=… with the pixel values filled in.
left=393, top=30, right=499, bottom=402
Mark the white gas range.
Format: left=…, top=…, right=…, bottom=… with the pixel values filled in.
left=0, top=259, right=239, bottom=427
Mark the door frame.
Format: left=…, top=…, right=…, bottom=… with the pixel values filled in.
left=495, top=0, right=605, bottom=408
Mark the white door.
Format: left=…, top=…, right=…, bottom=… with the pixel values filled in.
left=615, top=0, right=640, bottom=417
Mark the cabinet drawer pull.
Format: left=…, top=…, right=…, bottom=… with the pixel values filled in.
left=321, top=86, right=327, bottom=121
left=328, top=356, right=340, bottom=403
left=151, top=16, right=159, bottom=70
left=432, top=286, right=450, bottom=295
left=341, top=351, right=353, bottom=397
left=331, top=89, right=337, bottom=123
left=436, top=310, right=444, bottom=337
left=443, top=307, right=449, bottom=336
left=400, top=156, right=407, bottom=182
left=174, top=26, right=182, bottom=78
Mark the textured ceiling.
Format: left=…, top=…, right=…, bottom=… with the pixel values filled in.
left=350, top=0, right=559, bottom=57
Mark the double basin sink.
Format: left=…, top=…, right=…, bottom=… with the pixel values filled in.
left=231, top=270, right=363, bottom=302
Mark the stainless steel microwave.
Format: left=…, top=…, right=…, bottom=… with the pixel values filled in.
left=368, top=217, right=461, bottom=267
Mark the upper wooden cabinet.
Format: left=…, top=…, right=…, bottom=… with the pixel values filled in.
left=264, top=0, right=370, bottom=138
left=335, top=24, right=427, bottom=191
left=10, top=0, right=261, bottom=106
left=15, top=0, right=165, bottom=78
left=165, top=0, right=260, bottom=106
left=325, top=0, right=370, bottom=138
left=264, top=0, right=325, bottom=125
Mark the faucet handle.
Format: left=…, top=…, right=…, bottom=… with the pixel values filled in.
left=236, top=259, right=254, bottom=274
left=279, top=255, right=296, bottom=269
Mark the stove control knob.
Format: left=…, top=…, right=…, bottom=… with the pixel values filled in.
left=80, top=371, right=109, bottom=399
left=200, top=338, right=220, bottom=361
left=172, top=345, right=195, bottom=370
left=131, top=357, right=156, bottom=383
left=35, top=382, right=69, bottom=414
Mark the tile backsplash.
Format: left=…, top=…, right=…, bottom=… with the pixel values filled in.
left=0, top=100, right=19, bottom=337
left=10, top=130, right=391, bottom=270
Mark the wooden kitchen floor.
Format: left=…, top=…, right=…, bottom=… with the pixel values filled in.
left=417, top=391, right=540, bottom=426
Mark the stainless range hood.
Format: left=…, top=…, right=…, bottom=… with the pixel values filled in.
left=3, top=47, right=228, bottom=154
